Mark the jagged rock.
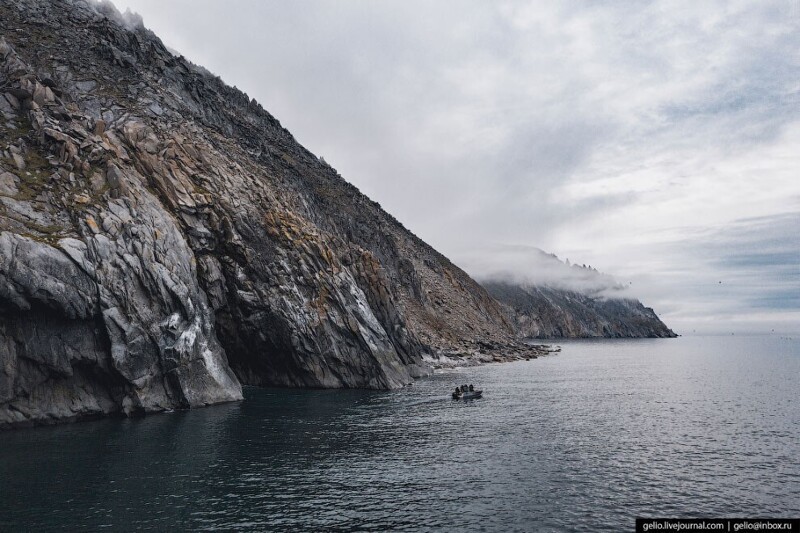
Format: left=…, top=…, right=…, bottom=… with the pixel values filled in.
left=0, top=171, right=18, bottom=195
left=11, top=152, right=24, bottom=170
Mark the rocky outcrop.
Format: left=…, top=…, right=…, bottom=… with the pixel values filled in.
left=483, top=281, right=676, bottom=338
left=0, top=0, right=547, bottom=428
left=478, top=249, right=675, bottom=339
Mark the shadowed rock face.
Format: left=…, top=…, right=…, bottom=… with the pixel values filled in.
left=0, top=0, right=546, bottom=428
left=483, top=281, right=676, bottom=339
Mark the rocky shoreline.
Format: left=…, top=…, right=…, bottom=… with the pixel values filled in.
left=426, top=340, right=558, bottom=369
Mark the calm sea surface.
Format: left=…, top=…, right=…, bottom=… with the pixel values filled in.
left=1, top=335, right=798, bottom=531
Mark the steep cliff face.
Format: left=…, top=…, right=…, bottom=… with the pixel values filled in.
left=0, top=0, right=543, bottom=428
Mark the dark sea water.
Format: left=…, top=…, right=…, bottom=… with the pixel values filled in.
left=1, top=335, right=799, bottom=532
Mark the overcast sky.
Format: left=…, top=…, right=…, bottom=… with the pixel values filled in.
left=110, top=0, right=799, bottom=335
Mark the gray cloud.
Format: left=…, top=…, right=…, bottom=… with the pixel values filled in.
left=110, top=0, right=800, bottom=334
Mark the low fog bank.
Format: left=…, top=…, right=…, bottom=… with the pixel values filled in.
left=92, top=0, right=145, bottom=30
left=465, top=245, right=634, bottom=299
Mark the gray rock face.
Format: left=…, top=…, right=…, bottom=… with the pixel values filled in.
left=1, top=0, right=547, bottom=428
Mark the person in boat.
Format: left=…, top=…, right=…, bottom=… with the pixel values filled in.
left=468, top=384, right=474, bottom=392
left=454, top=386, right=461, bottom=397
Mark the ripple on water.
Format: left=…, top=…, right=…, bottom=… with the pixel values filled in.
left=1, top=336, right=799, bottom=531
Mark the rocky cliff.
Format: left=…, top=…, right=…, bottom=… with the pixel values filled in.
left=0, top=0, right=545, bottom=428
left=484, top=281, right=676, bottom=338
left=480, top=252, right=676, bottom=338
